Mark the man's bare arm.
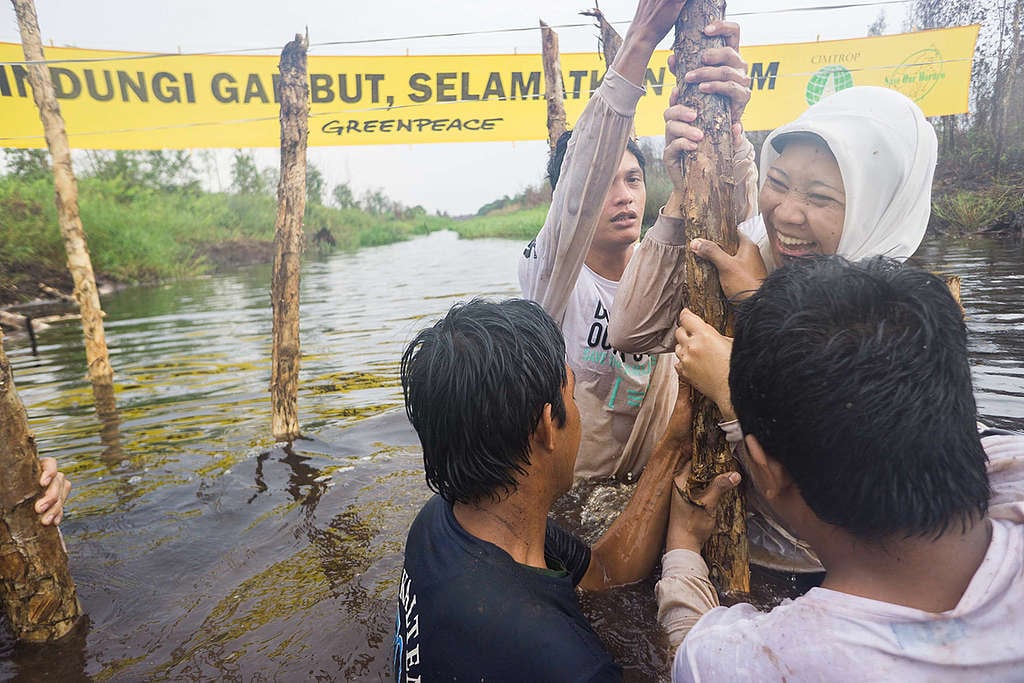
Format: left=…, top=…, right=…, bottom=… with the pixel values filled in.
left=579, top=386, right=693, bottom=591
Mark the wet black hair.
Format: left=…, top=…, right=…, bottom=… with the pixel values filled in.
left=729, top=256, right=990, bottom=540
left=401, top=298, right=568, bottom=505
left=547, top=129, right=646, bottom=191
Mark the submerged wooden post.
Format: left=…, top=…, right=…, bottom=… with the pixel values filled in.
left=271, top=33, right=308, bottom=443
left=673, top=0, right=749, bottom=593
left=540, top=21, right=567, bottom=153
left=945, top=275, right=963, bottom=315
left=0, top=330, right=81, bottom=641
left=12, top=0, right=115, bottom=402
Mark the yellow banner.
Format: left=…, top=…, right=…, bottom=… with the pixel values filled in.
left=0, top=25, right=978, bottom=149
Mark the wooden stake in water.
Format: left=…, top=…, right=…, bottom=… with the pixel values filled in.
left=540, top=20, right=567, bottom=153
left=271, top=34, right=308, bottom=443
left=11, top=0, right=116, bottom=404
left=582, top=6, right=623, bottom=69
left=581, top=7, right=634, bottom=140
left=672, top=0, right=750, bottom=594
left=0, top=330, right=81, bottom=641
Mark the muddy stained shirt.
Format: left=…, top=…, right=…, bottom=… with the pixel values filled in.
left=517, top=68, right=677, bottom=482
left=393, top=495, right=621, bottom=683
left=666, top=433, right=1024, bottom=683
left=530, top=255, right=660, bottom=479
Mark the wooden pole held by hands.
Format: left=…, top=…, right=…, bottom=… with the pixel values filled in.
left=672, top=0, right=749, bottom=594
left=271, top=34, right=308, bottom=443
left=0, top=330, right=81, bottom=641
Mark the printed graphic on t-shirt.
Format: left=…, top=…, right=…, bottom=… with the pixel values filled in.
left=579, top=300, right=653, bottom=410
left=393, top=568, right=421, bottom=682
left=523, top=238, right=537, bottom=260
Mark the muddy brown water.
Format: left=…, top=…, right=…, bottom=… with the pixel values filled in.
left=1, top=231, right=1022, bottom=681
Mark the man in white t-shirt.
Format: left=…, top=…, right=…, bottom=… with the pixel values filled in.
left=657, top=256, right=1024, bottom=681
left=518, top=17, right=756, bottom=481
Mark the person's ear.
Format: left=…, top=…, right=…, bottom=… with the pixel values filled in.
left=744, top=434, right=791, bottom=501
left=532, top=404, right=556, bottom=452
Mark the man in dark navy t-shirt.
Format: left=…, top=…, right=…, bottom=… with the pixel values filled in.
left=395, top=297, right=696, bottom=682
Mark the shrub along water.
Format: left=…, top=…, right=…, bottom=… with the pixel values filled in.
left=932, top=188, right=1024, bottom=235
left=0, top=173, right=452, bottom=305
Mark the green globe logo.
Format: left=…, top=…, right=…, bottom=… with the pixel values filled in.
left=886, top=48, right=944, bottom=102
left=805, top=65, right=855, bottom=105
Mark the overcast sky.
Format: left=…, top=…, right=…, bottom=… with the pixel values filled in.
left=1, top=1, right=904, bottom=214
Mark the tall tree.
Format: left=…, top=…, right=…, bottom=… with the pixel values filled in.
left=910, top=0, right=1021, bottom=164
left=231, top=150, right=265, bottom=195
left=306, top=163, right=326, bottom=206
left=331, top=182, right=357, bottom=210
left=867, top=9, right=887, bottom=36
left=4, top=149, right=50, bottom=181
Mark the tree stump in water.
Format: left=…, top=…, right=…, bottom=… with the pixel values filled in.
left=672, top=0, right=749, bottom=594
left=0, top=330, right=81, bottom=641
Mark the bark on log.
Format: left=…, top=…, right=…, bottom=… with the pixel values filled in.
left=580, top=8, right=634, bottom=139
left=12, top=0, right=115, bottom=400
left=271, top=34, right=308, bottom=443
left=0, top=330, right=81, bottom=641
left=0, top=312, right=30, bottom=333
left=673, top=0, right=749, bottom=594
left=581, top=7, right=623, bottom=66
left=945, top=275, right=963, bottom=316
left=540, top=21, right=568, bottom=153
left=38, top=283, right=76, bottom=303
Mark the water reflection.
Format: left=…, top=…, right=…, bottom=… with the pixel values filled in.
left=0, top=231, right=1020, bottom=681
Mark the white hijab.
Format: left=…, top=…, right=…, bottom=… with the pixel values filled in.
left=756, top=86, right=938, bottom=271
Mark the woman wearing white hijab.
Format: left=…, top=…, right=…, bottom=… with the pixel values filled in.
left=753, top=84, right=938, bottom=269
left=607, top=84, right=939, bottom=573
left=609, top=84, right=938, bottom=355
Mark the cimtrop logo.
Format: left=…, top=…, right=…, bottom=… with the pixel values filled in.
left=805, top=64, right=855, bottom=105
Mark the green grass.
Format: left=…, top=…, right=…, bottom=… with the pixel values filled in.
left=0, top=175, right=458, bottom=301
left=450, top=204, right=549, bottom=240
left=932, top=188, right=1024, bottom=234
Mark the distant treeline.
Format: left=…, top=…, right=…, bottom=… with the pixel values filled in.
left=473, top=2, right=1024, bottom=236
left=8, top=0, right=1024, bottom=305
left=0, top=149, right=455, bottom=305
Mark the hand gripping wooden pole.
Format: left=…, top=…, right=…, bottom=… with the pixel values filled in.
left=672, top=0, right=749, bottom=594
left=0, top=331, right=81, bottom=641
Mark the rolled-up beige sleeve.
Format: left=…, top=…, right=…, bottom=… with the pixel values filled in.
left=655, top=548, right=720, bottom=651
left=733, top=134, right=758, bottom=223
left=519, top=68, right=644, bottom=324
left=608, top=211, right=689, bottom=354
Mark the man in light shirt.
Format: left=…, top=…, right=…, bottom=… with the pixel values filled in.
left=658, top=256, right=1024, bottom=682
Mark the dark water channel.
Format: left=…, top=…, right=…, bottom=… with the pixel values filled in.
left=2, top=231, right=1022, bottom=681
